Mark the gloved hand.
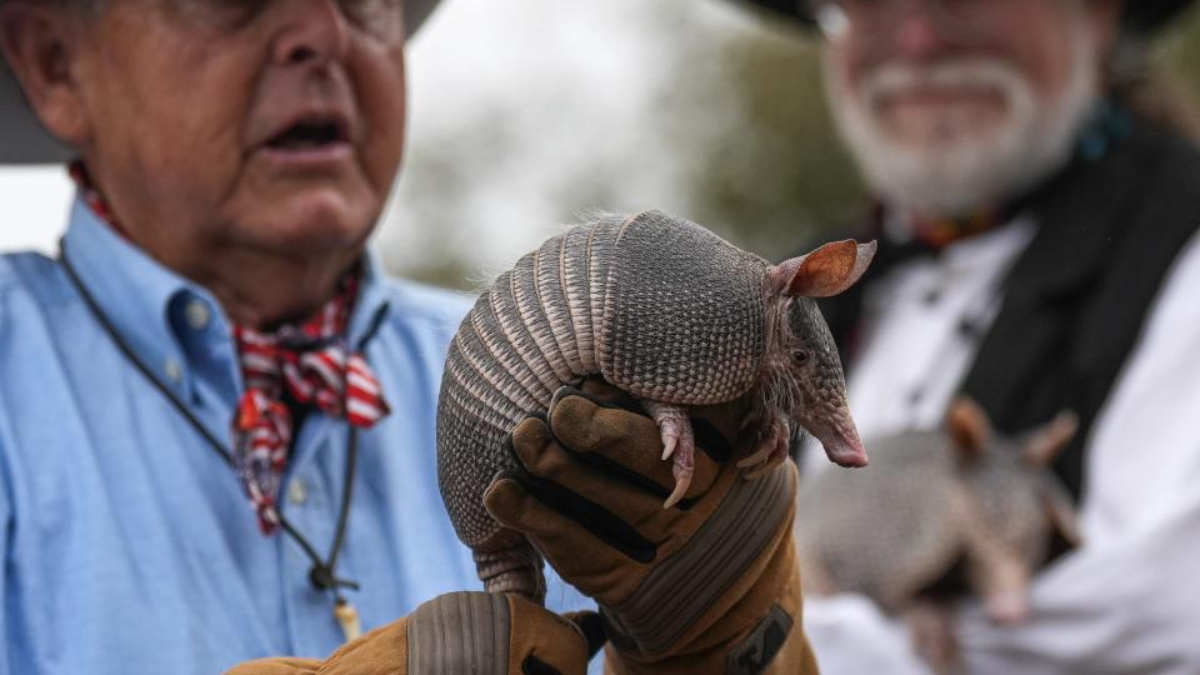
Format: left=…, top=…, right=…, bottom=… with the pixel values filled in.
left=225, top=592, right=604, bottom=675
left=484, top=378, right=818, bottom=675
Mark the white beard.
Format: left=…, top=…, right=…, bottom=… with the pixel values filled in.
left=826, top=25, right=1099, bottom=218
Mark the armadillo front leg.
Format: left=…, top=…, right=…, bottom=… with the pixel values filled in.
left=906, top=601, right=962, bottom=674
left=737, top=415, right=791, bottom=480
left=640, top=400, right=694, bottom=509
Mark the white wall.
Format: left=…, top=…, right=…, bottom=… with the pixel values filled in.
left=0, top=167, right=73, bottom=255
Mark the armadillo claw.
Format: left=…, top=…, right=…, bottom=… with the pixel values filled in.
left=737, top=440, right=774, bottom=470
left=649, top=408, right=687, bottom=463
left=744, top=459, right=774, bottom=480
left=741, top=433, right=790, bottom=480
left=663, top=474, right=691, bottom=510
left=744, top=449, right=786, bottom=480
left=663, top=437, right=695, bottom=509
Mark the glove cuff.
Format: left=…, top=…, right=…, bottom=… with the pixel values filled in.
left=600, top=463, right=795, bottom=658
left=603, top=464, right=816, bottom=673
left=603, top=526, right=816, bottom=675
left=408, top=592, right=512, bottom=673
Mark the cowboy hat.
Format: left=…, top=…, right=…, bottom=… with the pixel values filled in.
left=736, top=0, right=1197, bottom=35
left=0, top=0, right=443, bottom=164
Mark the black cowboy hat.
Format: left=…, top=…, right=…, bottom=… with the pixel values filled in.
left=0, top=0, right=444, bottom=164
left=737, top=0, right=1198, bottom=34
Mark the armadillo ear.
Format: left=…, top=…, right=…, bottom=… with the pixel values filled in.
left=1023, top=411, right=1079, bottom=467
left=1040, top=479, right=1083, bottom=550
left=771, top=240, right=878, bottom=298
left=946, top=397, right=992, bottom=461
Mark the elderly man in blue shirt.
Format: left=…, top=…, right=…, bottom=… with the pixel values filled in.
left=0, top=1, right=814, bottom=673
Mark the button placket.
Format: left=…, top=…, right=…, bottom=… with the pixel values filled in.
left=279, top=426, right=348, bottom=651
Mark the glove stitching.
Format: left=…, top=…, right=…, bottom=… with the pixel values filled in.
left=408, top=592, right=509, bottom=674
left=602, top=465, right=794, bottom=658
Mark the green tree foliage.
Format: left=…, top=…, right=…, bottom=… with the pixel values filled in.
left=389, top=2, right=1200, bottom=288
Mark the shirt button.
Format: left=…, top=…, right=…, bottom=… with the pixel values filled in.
left=165, top=359, right=183, bottom=382
left=185, top=300, right=211, bottom=330
left=289, top=479, right=309, bottom=506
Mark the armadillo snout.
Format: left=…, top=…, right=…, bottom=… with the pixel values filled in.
left=804, top=405, right=868, bottom=468
left=783, top=298, right=867, bottom=468
left=804, top=379, right=868, bottom=468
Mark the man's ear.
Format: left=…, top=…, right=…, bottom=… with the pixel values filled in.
left=0, top=1, right=90, bottom=148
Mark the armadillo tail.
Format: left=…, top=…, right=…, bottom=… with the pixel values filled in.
left=474, top=533, right=547, bottom=603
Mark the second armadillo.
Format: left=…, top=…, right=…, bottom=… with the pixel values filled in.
left=437, top=210, right=875, bottom=599
left=796, top=399, right=1081, bottom=640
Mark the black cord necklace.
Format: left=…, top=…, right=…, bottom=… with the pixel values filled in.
left=59, top=243, right=387, bottom=642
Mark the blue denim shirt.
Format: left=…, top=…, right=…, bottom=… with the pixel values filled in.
left=0, top=198, right=594, bottom=674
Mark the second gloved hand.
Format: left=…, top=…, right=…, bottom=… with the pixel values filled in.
left=484, top=378, right=817, bottom=674
left=225, top=591, right=603, bottom=675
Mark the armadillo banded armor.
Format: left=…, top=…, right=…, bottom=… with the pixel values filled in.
left=601, top=210, right=768, bottom=401
left=438, top=211, right=770, bottom=558
left=796, top=433, right=961, bottom=609
left=795, top=427, right=1066, bottom=612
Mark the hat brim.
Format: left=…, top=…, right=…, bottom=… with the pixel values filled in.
left=1, top=0, right=443, bottom=164
left=737, top=0, right=1198, bottom=35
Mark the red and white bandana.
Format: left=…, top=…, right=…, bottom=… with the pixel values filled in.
left=233, top=277, right=390, bottom=534
left=69, top=161, right=391, bottom=535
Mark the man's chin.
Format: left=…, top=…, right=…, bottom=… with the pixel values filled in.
left=881, top=135, right=998, bottom=163
left=861, top=140, right=1021, bottom=216
left=880, top=103, right=1009, bottom=145
left=843, top=106, right=1043, bottom=216
left=235, top=191, right=379, bottom=254
left=876, top=106, right=1010, bottom=151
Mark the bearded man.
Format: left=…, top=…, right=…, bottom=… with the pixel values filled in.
left=731, top=0, right=1200, bottom=673
left=0, top=1, right=818, bottom=674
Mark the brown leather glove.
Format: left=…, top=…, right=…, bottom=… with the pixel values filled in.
left=225, top=592, right=604, bottom=675
left=484, top=379, right=818, bottom=675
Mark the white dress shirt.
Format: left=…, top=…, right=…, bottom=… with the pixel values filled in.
left=802, top=222, right=1200, bottom=675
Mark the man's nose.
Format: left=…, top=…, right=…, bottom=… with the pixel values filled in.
left=272, top=0, right=351, bottom=66
left=891, top=8, right=952, bottom=62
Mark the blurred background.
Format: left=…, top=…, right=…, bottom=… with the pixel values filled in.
left=5, top=0, right=1200, bottom=289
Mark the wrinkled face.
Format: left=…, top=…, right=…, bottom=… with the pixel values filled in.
left=786, top=297, right=865, bottom=467
left=42, top=0, right=408, bottom=262
left=821, top=0, right=1118, bottom=216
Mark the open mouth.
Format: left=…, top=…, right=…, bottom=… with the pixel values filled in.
left=265, top=117, right=350, bottom=151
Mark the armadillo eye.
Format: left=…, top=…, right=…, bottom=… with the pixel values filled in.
left=791, top=349, right=810, bottom=365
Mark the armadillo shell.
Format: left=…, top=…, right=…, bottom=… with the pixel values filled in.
left=437, top=210, right=769, bottom=556
left=599, top=210, right=771, bottom=402
left=795, top=432, right=963, bottom=610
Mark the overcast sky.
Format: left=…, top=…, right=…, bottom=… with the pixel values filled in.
left=0, top=0, right=765, bottom=275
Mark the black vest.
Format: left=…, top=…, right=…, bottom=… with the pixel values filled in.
left=816, top=117, right=1200, bottom=500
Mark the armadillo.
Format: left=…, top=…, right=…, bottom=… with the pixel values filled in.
left=436, top=209, right=875, bottom=599
left=796, top=398, right=1081, bottom=628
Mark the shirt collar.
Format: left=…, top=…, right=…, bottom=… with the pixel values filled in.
left=59, top=194, right=392, bottom=400
left=347, top=250, right=392, bottom=350
left=60, top=195, right=214, bottom=398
